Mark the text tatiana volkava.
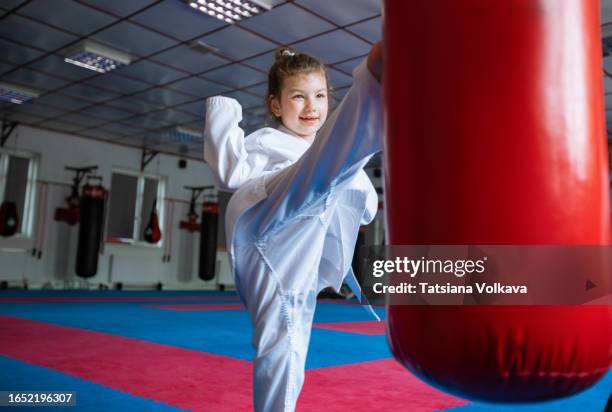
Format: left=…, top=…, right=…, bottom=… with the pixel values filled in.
left=373, top=282, right=528, bottom=295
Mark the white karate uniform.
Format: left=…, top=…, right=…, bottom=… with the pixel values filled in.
left=204, top=60, right=382, bottom=412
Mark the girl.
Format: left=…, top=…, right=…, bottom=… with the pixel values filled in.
left=204, top=44, right=383, bottom=412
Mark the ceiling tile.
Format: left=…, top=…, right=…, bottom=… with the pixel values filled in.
left=166, top=76, right=230, bottom=98
left=243, top=83, right=268, bottom=97
left=26, top=55, right=99, bottom=81
left=84, top=73, right=151, bottom=94
left=332, top=56, right=363, bottom=75
left=180, top=119, right=205, bottom=131
left=151, top=45, right=229, bottom=74
left=174, top=100, right=206, bottom=116
left=346, top=17, right=381, bottom=43
left=130, top=0, right=225, bottom=41
left=113, top=60, right=185, bottom=85
left=38, top=119, right=85, bottom=133
left=292, top=30, right=371, bottom=64
left=238, top=3, right=333, bottom=44
left=1, top=68, right=70, bottom=91
left=78, top=105, right=133, bottom=121
left=114, top=135, right=150, bottom=146
left=98, top=122, right=144, bottom=136
left=78, top=128, right=119, bottom=141
left=328, top=67, right=352, bottom=88
left=0, top=15, right=78, bottom=51
left=224, top=90, right=264, bottom=110
left=332, top=86, right=349, bottom=101
left=295, top=0, right=381, bottom=26
left=127, top=113, right=174, bottom=130
left=198, top=26, right=276, bottom=60
left=19, top=0, right=116, bottom=36
left=148, top=108, right=198, bottom=124
left=133, top=87, right=195, bottom=106
left=36, top=93, right=94, bottom=111
left=57, top=113, right=108, bottom=127
left=0, top=0, right=29, bottom=10
left=4, top=112, right=45, bottom=125
left=0, top=60, right=15, bottom=75
left=91, top=21, right=178, bottom=57
left=105, top=96, right=163, bottom=114
left=61, top=83, right=120, bottom=103
left=12, top=102, right=67, bottom=119
left=77, top=0, right=157, bottom=17
left=0, top=38, right=45, bottom=65
left=242, top=51, right=275, bottom=72
left=203, top=64, right=266, bottom=88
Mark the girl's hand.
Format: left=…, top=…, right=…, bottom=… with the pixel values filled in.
left=367, top=42, right=382, bottom=83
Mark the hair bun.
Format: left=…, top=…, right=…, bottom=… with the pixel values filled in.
left=275, top=47, right=296, bottom=61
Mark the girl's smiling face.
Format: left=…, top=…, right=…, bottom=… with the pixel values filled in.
left=269, top=71, right=329, bottom=142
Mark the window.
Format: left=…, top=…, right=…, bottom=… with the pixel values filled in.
left=106, top=169, right=165, bottom=244
left=0, top=149, right=38, bottom=236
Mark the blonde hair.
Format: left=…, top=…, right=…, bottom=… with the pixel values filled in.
left=266, top=47, right=331, bottom=119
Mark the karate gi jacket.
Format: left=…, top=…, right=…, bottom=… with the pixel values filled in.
left=204, top=61, right=382, bottom=315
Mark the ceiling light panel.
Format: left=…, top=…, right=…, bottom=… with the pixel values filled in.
left=164, top=126, right=202, bottom=142
left=184, top=0, right=272, bottom=24
left=0, top=82, right=39, bottom=104
left=62, top=41, right=131, bottom=73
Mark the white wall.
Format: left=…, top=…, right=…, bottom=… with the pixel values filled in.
left=0, top=123, right=233, bottom=290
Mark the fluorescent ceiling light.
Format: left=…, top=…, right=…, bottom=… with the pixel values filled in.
left=189, top=40, right=219, bottom=55
left=0, top=82, right=39, bottom=104
left=164, top=126, right=202, bottom=142
left=62, top=41, right=131, bottom=73
left=185, top=0, right=272, bottom=24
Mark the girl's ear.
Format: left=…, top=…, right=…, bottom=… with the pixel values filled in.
left=269, top=95, right=282, bottom=118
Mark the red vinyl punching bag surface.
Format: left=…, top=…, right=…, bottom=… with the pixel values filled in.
left=383, top=0, right=612, bottom=402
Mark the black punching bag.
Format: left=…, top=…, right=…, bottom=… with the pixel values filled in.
left=76, top=183, right=107, bottom=278
left=199, top=201, right=218, bottom=281
left=0, top=201, right=19, bottom=237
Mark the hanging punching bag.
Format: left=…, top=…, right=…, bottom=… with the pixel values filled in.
left=54, top=184, right=80, bottom=226
left=0, top=201, right=19, bottom=237
left=76, top=182, right=107, bottom=278
left=384, top=0, right=611, bottom=403
left=199, top=201, right=218, bottom=281
left=143, top=199, right=161, bottom=244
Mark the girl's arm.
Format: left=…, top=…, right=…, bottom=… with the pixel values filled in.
left=204, top=96, right=261, bottom=191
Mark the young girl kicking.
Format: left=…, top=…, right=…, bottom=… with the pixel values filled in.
left=204, top=44, right=383, bottom=412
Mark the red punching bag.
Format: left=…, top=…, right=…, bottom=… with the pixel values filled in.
left=143, top=199, right=161, bottom=244
left=384, top=0, right=611, bottom=403
left=54, top=185, right=80, bottom=226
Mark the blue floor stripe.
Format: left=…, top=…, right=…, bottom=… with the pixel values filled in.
left=0, top=298, right=391, bottom=369
left=0, top=355, right=187, bottom=412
